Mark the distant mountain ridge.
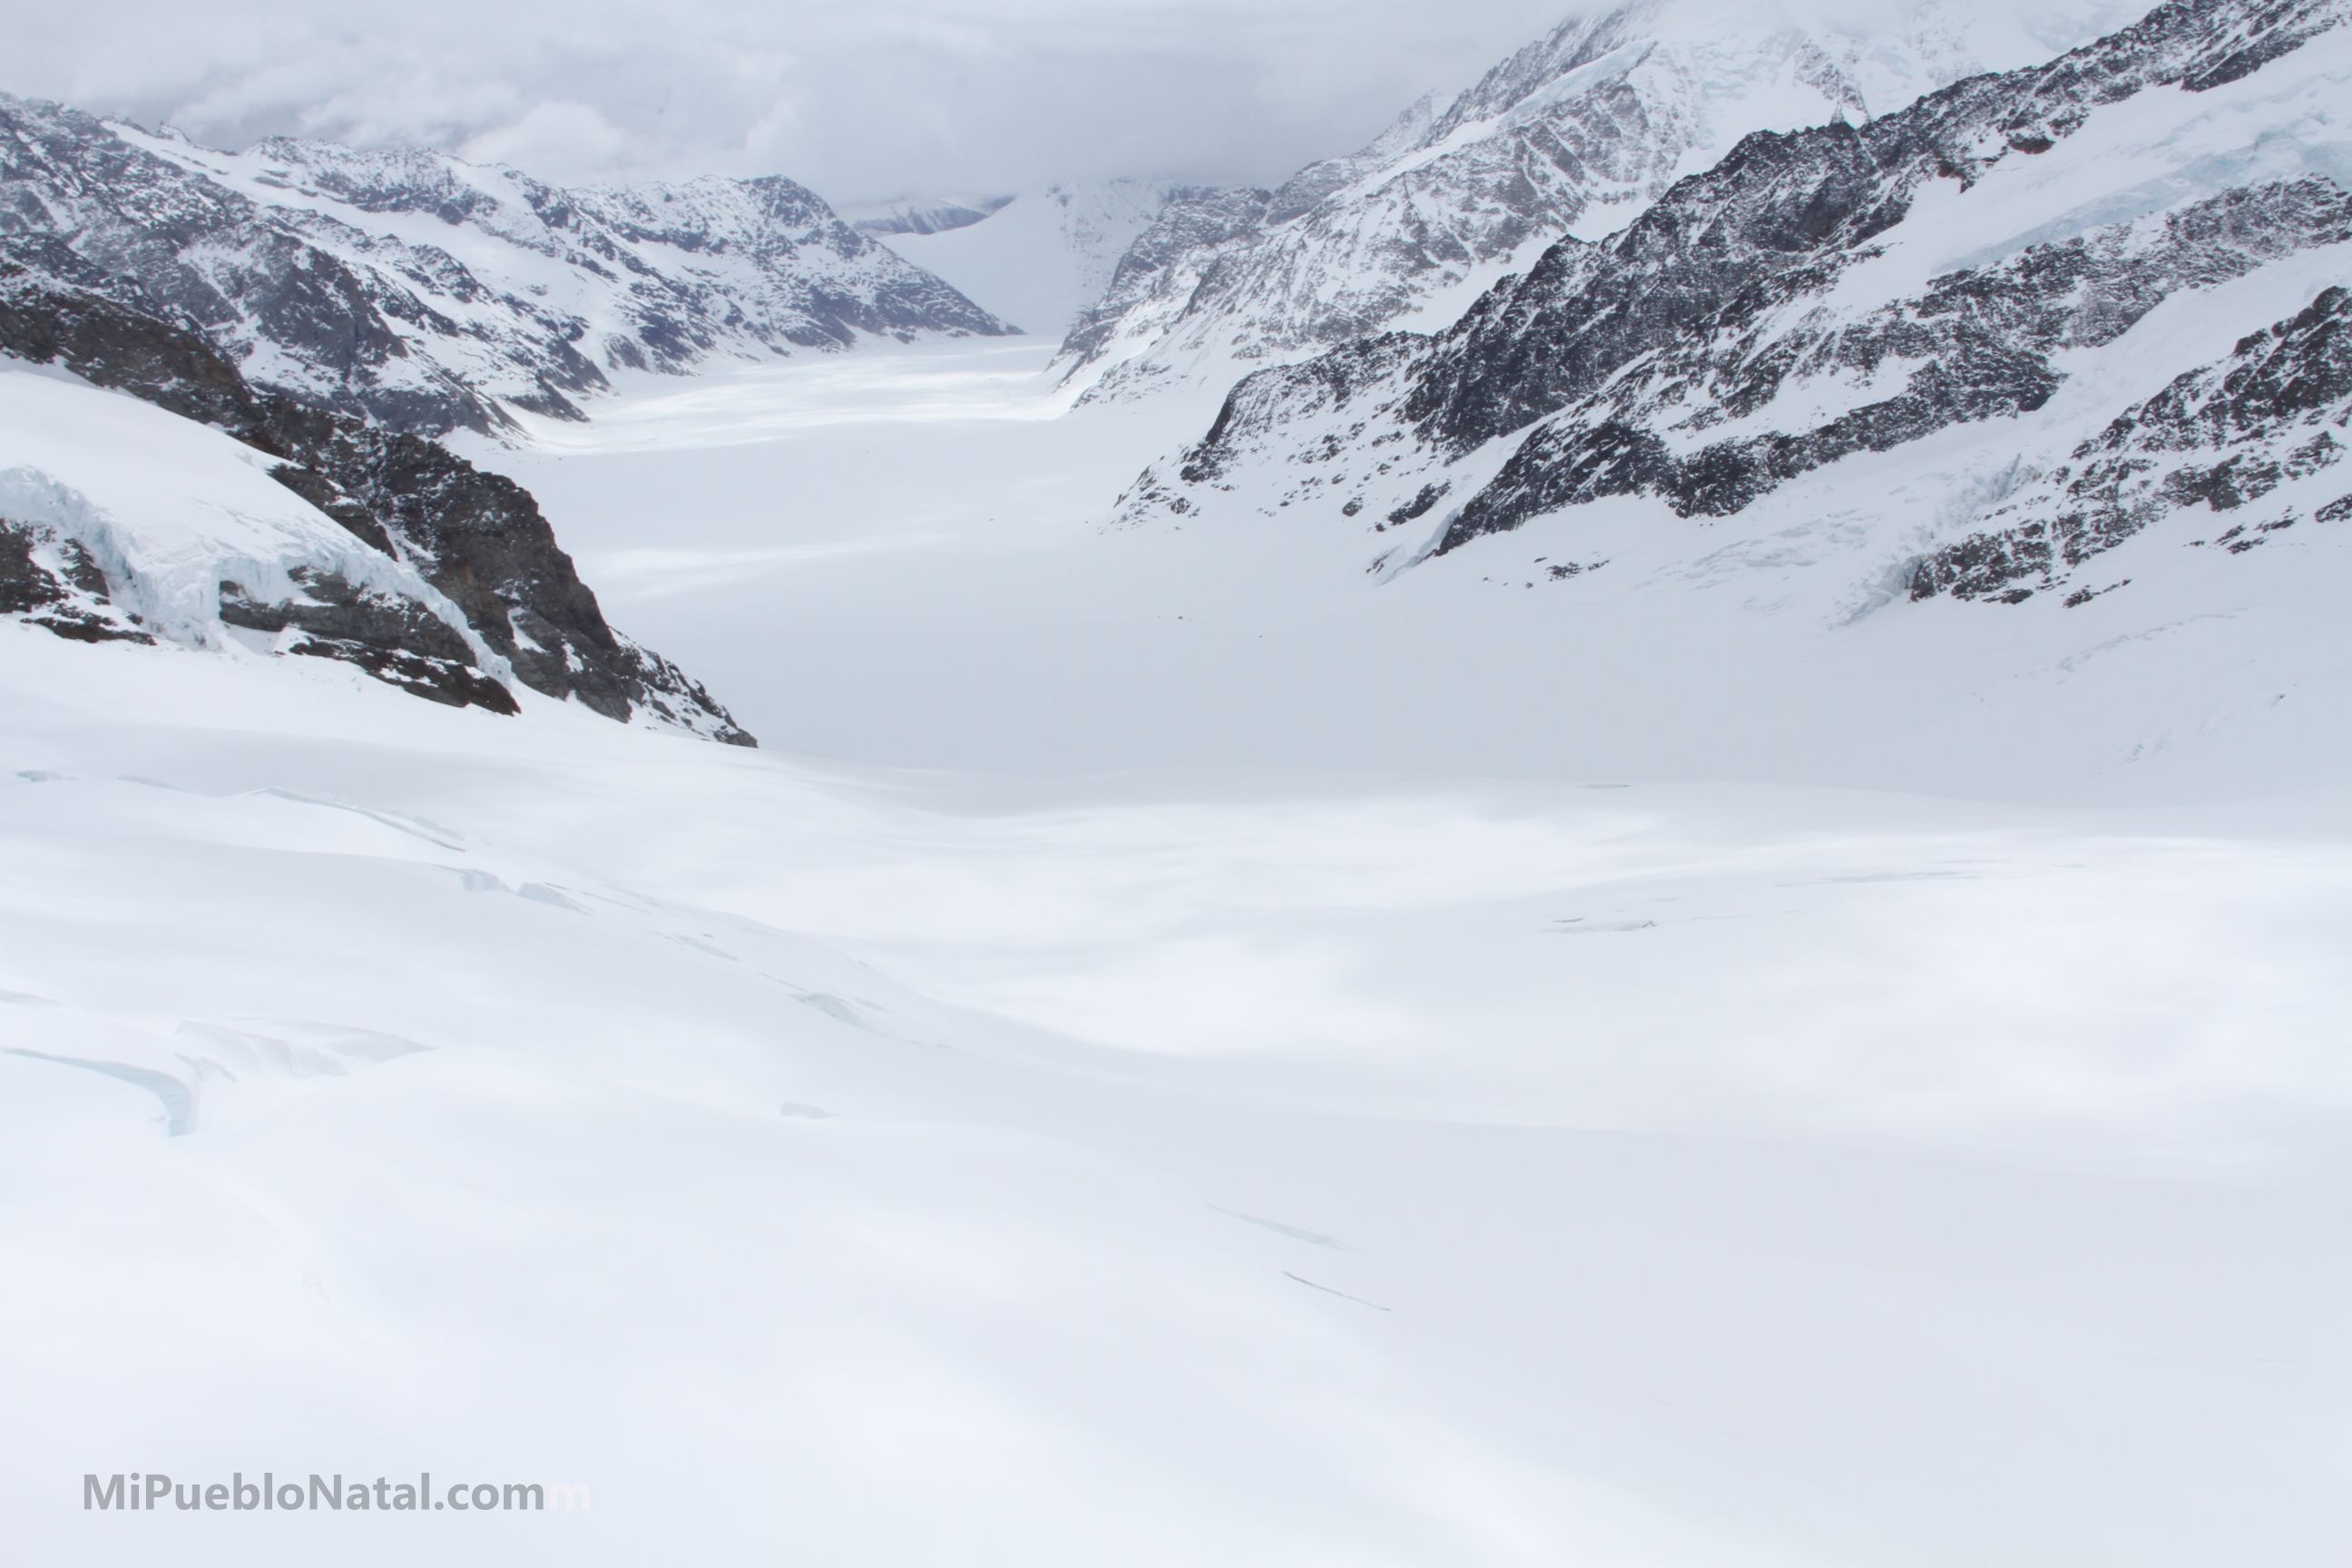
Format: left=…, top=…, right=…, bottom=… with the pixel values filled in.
left=846, top=194, right=1016, bottom=238
left=0, top=94, right=1013, bottom=436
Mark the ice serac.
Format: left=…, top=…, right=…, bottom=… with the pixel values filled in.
left=1056, top=0, right=2141, bottom=402
left=0, top=93, right=1013, bottom=437
left=1116, top=0, right=2351, bottom=617
left=0, top=267, right=755, bottom=743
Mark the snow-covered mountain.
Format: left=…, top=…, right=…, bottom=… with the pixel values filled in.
left=881, top=181, right=1209, bottom=337
left=1059, top=0, right=2146, bottom=401
left=0, top=93, right=1013, bottom=436
left=0, top=265, right=752, bottom=741
left=1117, top=0, right=2351, bottom=629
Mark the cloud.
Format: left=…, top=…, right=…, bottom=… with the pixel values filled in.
left=459, top=102, right=635, bottom=182
left=0, top=0, right=1576, bottom=201
left=0, top=0, right=2149, bottom=203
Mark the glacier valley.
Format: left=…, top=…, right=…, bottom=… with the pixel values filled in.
left=2, top=1, right=2347, bottom=1563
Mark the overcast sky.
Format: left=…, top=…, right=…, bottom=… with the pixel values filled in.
left=4, top=0, right=1593, bottom=203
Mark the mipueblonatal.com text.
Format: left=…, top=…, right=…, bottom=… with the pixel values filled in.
left=84, top=1472, right=588, bottom=1514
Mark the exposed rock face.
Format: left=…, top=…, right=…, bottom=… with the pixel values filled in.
left=1434, top=179, right=2352, bottom=549
left=1056, top=0, right=2137, bottom=402
left=1116, top=0, right=2352, bottom=607
left=0, top=265, right=754, bottom=741
left=0, top=93, right=1012, bottom=436
left=1911, top=286, right=2352, bottom=600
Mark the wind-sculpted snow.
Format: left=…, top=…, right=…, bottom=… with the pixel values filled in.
left=1057, top=0, right=2139, bottom=403
left=1117, top=0, right=2352, bottom=631
left=0, top=94, right=1012, bottom=436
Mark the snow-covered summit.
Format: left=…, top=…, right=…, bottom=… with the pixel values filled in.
left=1058, top=0, right=2145, bottom=401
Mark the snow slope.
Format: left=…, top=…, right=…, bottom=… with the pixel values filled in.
left=882, top=181, right=1192, bottom=337
left=1058, top=0, right=2147, bottom=402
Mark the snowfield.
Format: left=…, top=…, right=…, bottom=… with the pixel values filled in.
left=4, top=627, right=2348, bottom=1568
left=4, top=332, right=2347, bottom=1566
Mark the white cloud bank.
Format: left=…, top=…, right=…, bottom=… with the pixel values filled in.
left=3, top=0, right=1579, bottom=200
